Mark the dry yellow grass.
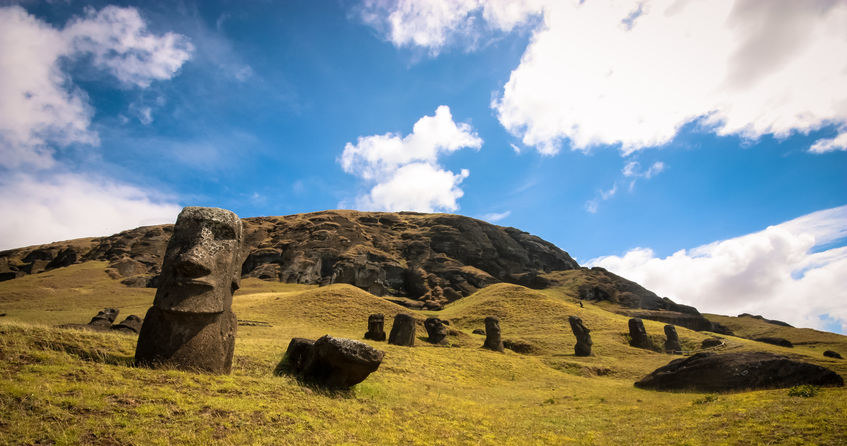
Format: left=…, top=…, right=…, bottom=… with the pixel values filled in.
left=1, top=262, right=846, bottom=445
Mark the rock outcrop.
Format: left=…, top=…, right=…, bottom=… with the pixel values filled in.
left=276, top=335, right=384, bottom=388
left=738, top=313, right=793, bottom=327
left=0, top=211, right=578, bottom=309
left=824, top=350, right=843, bottom=359
left=135, top=207, right=243, bottom=374
left=635, top=351, right=844, bottom=392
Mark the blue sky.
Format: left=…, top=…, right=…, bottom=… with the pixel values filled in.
left=1, top=0, right=846, bottom=331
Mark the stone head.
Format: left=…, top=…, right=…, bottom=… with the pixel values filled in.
left=484, top=316, right=501, bottom=334
left=154, top=207, right=244, bottom=314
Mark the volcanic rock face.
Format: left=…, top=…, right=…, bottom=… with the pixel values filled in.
left=754, top=337, right=794, bottom=348
left=135, top=207, right=243, bottom=374
left=824, top=350, right=843, bottom=359
left=277, top=335, right=384, bottom=388
left=635, top=351, right=844, bottom=392
left=0, top=211, right=578, bottom=308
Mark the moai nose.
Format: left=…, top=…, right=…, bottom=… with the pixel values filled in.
left=175, top=245, right=212, bottom=278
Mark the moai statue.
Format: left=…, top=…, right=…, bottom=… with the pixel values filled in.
left=111, top=315, right=143, bottom=334
left=482, top=316, right=504, bottom=352
left=628, top=318, right=650, bottom=349
left=568, top=316, right=592, bottom=356
left=89, top=308, right=119, bottom=329
left=664, top=324, right=682, bottom=353
left=364, top=313, right=386, bottom=341
left=135, top=207, right=244, bottom=374
left=388, top=313, right=416, bottom=346
left=424, top=317, right=448, bottom=344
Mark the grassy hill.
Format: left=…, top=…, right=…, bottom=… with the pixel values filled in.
left=1, top=262, right=846, bottom=444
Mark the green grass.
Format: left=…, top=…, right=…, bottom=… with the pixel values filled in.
left=1, top=262, right=846, bottom=445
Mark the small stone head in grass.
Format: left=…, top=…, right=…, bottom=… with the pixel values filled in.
left=154, top=207, right=244, bottom=314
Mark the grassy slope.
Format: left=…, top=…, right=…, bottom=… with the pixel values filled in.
left=0, top=263, right=845, bottom=445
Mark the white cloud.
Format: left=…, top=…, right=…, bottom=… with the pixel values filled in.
left=588, top=205, right=847, bottom=332
left=809, top=129, right=847, bottom=153
left=364, top=1, right=847, bottom=156
left=340, top=106, right=482, bottom=212
left=0, top=172, right=181, bottom=250
left=0, top=5, right=192, bottom=169
left=357, top=0, right=546, bottom=55
left=482, top=210, right=511, bottom=223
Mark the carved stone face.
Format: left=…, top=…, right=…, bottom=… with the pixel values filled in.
left=153, top=207, right=244, bottom=314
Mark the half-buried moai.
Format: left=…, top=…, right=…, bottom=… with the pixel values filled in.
left=664, top=324, right=682, bottom=354
left=628, top=318, right=650, bottom=349
left=424, top=317, right=448, bottom=344
left=388, top=313, right=416, bottom=346
left=482, top=316, right=504, bottom=352
left=89, top=308, right=120, bottom=329
left=568, top=315, right=592, bottom=356
left=135, top=207, right=244, bottom=374
left=364, top=313, right=386, bottom=341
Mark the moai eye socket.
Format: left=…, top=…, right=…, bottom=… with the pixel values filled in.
left=212, top=222, right=237, bottom=241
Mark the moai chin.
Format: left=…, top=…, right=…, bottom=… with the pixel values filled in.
left=135, top=207, right=244, bottom=374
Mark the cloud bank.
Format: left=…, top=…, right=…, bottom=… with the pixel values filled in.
left=340, top=105, right=482, bottom=212
left=0, top=5, right=190, bottom=248
left=363, top=0, right=847, bottom=156
left=589, top=205, right=847, bottom=333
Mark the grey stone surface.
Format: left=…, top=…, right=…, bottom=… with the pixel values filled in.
left=482, top=316, right=504, bottom=352
left=388, top=313, right=416, bottom=347
left=276, top=335, right=384, bottom=388
left=569, top=316, right=592, bottom=356
left=135, top=207, right=244, bottom=374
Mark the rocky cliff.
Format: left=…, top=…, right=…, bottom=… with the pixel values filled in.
left=0, top=210, right=579, bottom=310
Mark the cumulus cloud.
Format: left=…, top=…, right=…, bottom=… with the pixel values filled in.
left=363, top=0, right=847, bottom=156
left=0, top=5, right=192, bottom=169
left=357, top=0, right=546, bottom=54
left=588, top=205, right=847, bottom=332
left=340, top=106, right=482, bottom=212
left=0, top=172, right=181, bottom=250
left=482, top=210, right=511, bottom=223
left=809, top=129, right=847, bottom=154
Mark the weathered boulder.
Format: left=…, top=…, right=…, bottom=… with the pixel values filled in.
left=276, top=335, right=384, bottom=388
left=635, top=351, right=844, bottom=392
left=424, top=317, right=448, bottom=344
left=482, top=316, right=504, bottom=352
left=388, top=313, right=416, bottom=347
left=89, top=308, right=119, bottom=329
left=111, top=315, right=143, bottom=334
left=664, top=325, right=682, bottom=353
left=701, top=338, right=724, bottom=349
left=568, top=316, right=592, bottom=356
left=472, top=328, right=485, bottom=335
left=135, top=207, right=244, bottom=374
left=824, top=350, right=843, bottom=359
left=754, top=337, right=793, bottom=348
left=364, top=313, right=386, bottom=341
left=628, top=318, right=650, bottom=349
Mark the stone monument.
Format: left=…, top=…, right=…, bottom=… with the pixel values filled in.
left=482, top=316, right=504, bottom=352
left=568, top=315, right=592, bottom=356
left=135, top=207, right=244, bottom=374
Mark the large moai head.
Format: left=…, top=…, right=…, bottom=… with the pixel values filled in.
left=568, top=315, right=592, bottom=356
left=482, top=316, right=504, bottom=352
left=154, top=207, right=244, bottom=314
